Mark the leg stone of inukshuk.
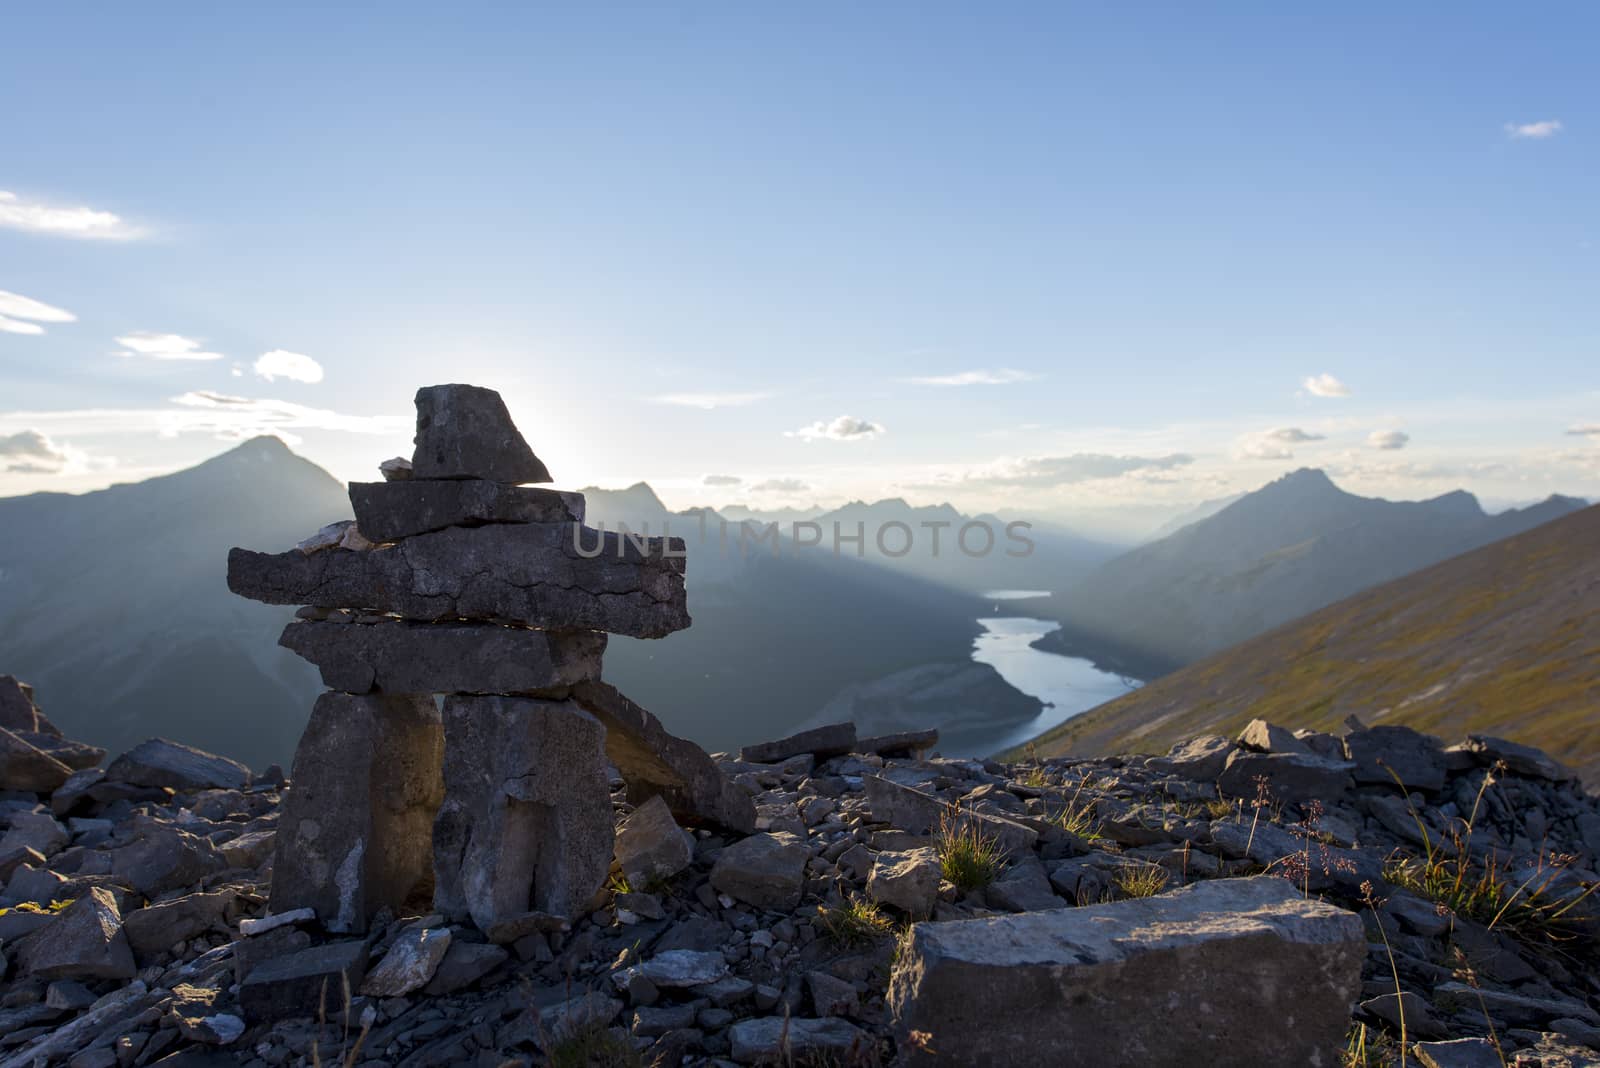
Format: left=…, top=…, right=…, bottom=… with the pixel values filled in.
left=432, top=696, right=613, bottom=929
left=271, top=692, right=444, bottom=933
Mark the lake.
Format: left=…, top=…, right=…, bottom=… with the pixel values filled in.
left=954, top=591, right=1140, bottom=757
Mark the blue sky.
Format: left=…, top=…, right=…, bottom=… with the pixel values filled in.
left=2, top=3, right=1596, bottom=534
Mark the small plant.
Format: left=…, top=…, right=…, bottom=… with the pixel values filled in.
left=309, top=973, right=371, bottom=1068
left=605, top=872, right=633, bottom=895
left=1050, top=779, right=1105, bottom=841
left=1112, top=863, right=1168, bottom=899
left=548, top=1022, right=643, bottom=1068
left=0, top=898, right=74, bottom=917
left=818, top=895, right=894, bottom=948
left=1360, top=881, right=1407, bottom=1068
left=1343, top=1022, right=1399, bottom=1068
left=937, top=805, right=1004, bottom=892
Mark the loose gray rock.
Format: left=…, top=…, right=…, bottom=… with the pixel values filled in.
left=228, top=521, right=688, bottom=638
left=1217, top=749, right=1355, bottom=802
left=14, top=887, right=137, bottom=981
left=271, top=692, right=443, bottom=933
left=709, top=832, right=808, bottom=910
left=856, top=728, right=939, bottom=759
left=411, top=383, right=552, bottom=483
left=349, top=479, right=584, bottom=540
left=984, top=855, right=1062, bottom=913
left=1345, top=724, right=1448, bottom=792
left=1237, top=718, right=1312, bottom=755
left=0, top=811, right=67, bottom=857
left=360, top=925, right=451, bottom=997
left=1460, top=734, right=1572, bottom=781
left=423, top=941, right=509, bottom=995
left=617, top=949, right=729, bottom=990
left=887, top=877, right=1365, bottom=1067
left=237, top=940, right=368, bottom=1024
left=0, top=675, right=43, bottom=733
left=867, top=848, right=941, bottom=919
left=0, top=727, right=73, bottom=793
left=12, top=731, right=103, bottom=771
left=863, top=774, right=1037, bottom=857
left=615, top=795, right=694, bottom=887
left=432, top=696, right=613, bottom=927
left=1161, top=734, right=1236, bottom=780
left=728, top=1016, right=871, bottom=1064
left=122, top=888, right=236, bottom=959
left=571, top=680, right=756, bottom=833
left=105, top=738, right=251, bottom=791
left=740, top=722, right=857, bottom=764
left=279, top=618, right=605, bottom=695
left=1413, top=1038, right=1508, bottom=1068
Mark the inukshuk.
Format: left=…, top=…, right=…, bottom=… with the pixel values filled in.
left=228, top=383, right=752, bottom=936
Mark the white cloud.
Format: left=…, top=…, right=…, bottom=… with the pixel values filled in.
left=1301, top=373, right=1351, bottom=398
left=786, top=415, right=886, bottom=442
left=253, top=349, right=324, bottom=384
left=0, top=190, right=143, bottom=240
left=1, top=394, right=408, bottom=447
left=0, top=429, right=71, bottom=473
left=1368, top=429, right=1410, bottom=450
left=114, top=332, right=225, bottom=361
left=703, top=474, right=742, bottom=486
left=907, top=453, right=1193, bottom=490
left=902, top=368, right=1040, bottom=387
left=0, top=289, right=77, bottom=336
left=1505, top=120, right=1562, bottom=140
left=752, top=478, right=810, bottom=494
left=1566, top=424, right=1600, bottom=438
left=651, top=392, right=771, bottom=410
left=1238, top=427, right=1327, bottom=460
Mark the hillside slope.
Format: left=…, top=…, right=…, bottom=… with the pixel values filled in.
left=1037, top=468, right=1585, bottom=674
left=1018, top=503, right=1600, bottom=785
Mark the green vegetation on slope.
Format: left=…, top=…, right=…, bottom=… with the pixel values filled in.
left=1014, top=505, right=1600, bottom=786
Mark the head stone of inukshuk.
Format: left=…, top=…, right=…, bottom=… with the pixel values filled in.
left=226, top=383, right=713, bottom=936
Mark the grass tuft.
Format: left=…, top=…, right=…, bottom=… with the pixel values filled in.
left=818, top=895, right=895, bottom=948
left=936, top=805, right=1005, bottom=892
left=1112, top=863, right=1168, bottom=899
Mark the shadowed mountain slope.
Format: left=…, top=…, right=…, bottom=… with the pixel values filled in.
left=1017, top=503, right=1600, bottom=785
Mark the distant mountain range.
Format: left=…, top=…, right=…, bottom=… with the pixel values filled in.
left=0, top=437, right=345, bottom=768
left=1016, top=502, right=1600, bottom=786
left=1034, top=468, right=1587, bottom=676
left=0, top=442, right=1019, bottom=768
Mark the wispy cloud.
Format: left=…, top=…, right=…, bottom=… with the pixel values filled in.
left=902, top=368, right=1040, bottom=387
left=752, top=478, right=810, bottom=494
left=0, top=289, right=76, bottom=336
left=1, top=393, right=408, bottom=447
left=253, top=349, right=324, bottom=384
left=115, top=332, right=225, bottom=361
left=651, top=392, right=771, bottom=410
left=1301, top=373, right=1351, bottom=398
left=786, top=415, right=886, bottom=442
left=1505, top=119, right=1562, bottom=140
left=1368, top=429, right=1410, bottom=450
left=1239, top=426, right=1326, bottom=459
left=0, top=429, right=72, bottom=474
left=0, top=189, right=144, bottom=240
left=908, top=452, right=1193, bottom=491
left=702, top=474, right=742, bottom=486
left=1566, top=424, right=1600, bottom=438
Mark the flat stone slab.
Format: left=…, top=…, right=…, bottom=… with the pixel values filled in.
left=570, top=680, right=755, bottom=834
left=271, top=693, right=443, bottom=933
left=279, top=619, right=605, bottom=695
left=106, top=738, right=251, bottom=792
left=0, top=728, right=73, bottom=793
left=238, top=940, right=368, bottom=1024
left=888, top=877, right=1364, bottom=1067
left=740, top=722, right=857, bottom=764
left=349, top=480, right=584, bottom=541
left=228, top=523, right=688, bottom=638
left=432, top=696, right=613, bottom=927
left=411, top=383, right=551, bottom=483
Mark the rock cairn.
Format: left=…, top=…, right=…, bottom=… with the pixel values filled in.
left=227, top=383, right=752, bottom=936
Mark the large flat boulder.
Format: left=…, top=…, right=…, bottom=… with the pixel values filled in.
left=1344, top=724, right=1448, bottom=792
left=887, top=877, right=1364, bottom=1067
left=279, top=619, right=605, bottom=695
left=740, top=722, right=857, bottom=764
left=105, top=738, right=251, bottom=791
left=411, top=383, right=552, bottom=483
left=14, top=886, right=138, bottom=981
left=271, top=692, right=444, bottom=933
left=863, top=774, right=1037, bottom=857
left=349, top=479, right=583, bottom=540
left=238, top=940, right=368, bottom=1024
left=228, top=522, right=688, bottom=638
left=570, top=680, right=755, bottom=834
left=432, top=696, right=613, bottom=927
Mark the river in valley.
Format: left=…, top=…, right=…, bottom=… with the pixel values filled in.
left=957, top=591, right=1141, bottom=757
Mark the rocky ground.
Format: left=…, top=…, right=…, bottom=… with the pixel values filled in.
left=2, top=712, right=1598, bottom=1067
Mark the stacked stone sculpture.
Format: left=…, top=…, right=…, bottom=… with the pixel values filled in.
left=228, top=384, right=752, bottom=936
